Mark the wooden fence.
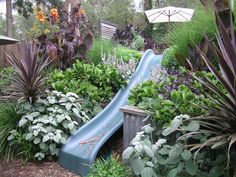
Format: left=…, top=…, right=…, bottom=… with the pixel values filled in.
left=0, top=43, right=23, bottom=68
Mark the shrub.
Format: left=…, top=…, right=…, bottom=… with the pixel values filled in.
left=0, top=103, right=22, bottom=160
left=161, top=46, right=179, bottom=69
left=149, top=67, right=169, bottom=83
left=132, top=34, right=144, bottom=50
left=113, top=24, right=155, bottom=50
left=128, top=80, right=160, bottom=106
left=0, top=67, right=14, bottom=97
left=168, top=8, right=216, bottom=58
left=128, top=64, right=225, bottom=130
left=47, top=61, right=126, bottom=116
left=129, top=82, right=209, bottom=127
left=128, top=70, right=214, bottom=127
left=87, top=39, right=142, bottom=65
left=115, top=47, right=142, bottom=62
left=0, top=67, right=14, bottom=85
left=8, top=90, right=89, bottom=161
left=101, top=53, right=137, bottom=81
left=122, top=118, right=229, bottom=177
left=88, top=156, right=131, bottom=177
left=34, top=3, right=93, bottom=68
left=87, top=40, right=116, bottom=65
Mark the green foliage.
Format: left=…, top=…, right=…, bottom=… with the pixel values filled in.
left=7, top=129, right=37, bottom=162
left=0, top=103, right=22, bottom=161
left=115, top=47, right=142, bottom=63
left=12, top=0, right=63, bottom=19
left=128, top=79, right=210, bottom=127
left=168, top=8, right=216, bottom=58
left=87, top=40, right=116, bottom=65
left=82, top=0, right=134, bottom=32
left=0, top=67, right=14, bottom=79
left=88, top=156, right=131, bottom=177
left=132, top=34, right=144, bottom=51
left=0, top=67, right=14, bottom=97
left=87, top=39, right=142, bottom=65
left=102, top=53, right=137, bottom=82
left=47, top=61, right=126, bottom=116
left=101, top=47, right=141, bottom=81
left=161, top=46, right=179, bottom=68
left=8, top=91, right=89, bottom=161
left=128, top=80, right=160, bottom=106
left=123, top=118, right=229, bottom=177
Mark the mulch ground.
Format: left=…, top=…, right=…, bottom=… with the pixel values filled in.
left=0, top=158, right=80, bottom=177
left=0, top=128, right=124, bottom=177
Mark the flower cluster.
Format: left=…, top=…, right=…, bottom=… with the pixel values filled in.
left=77, top=9, right=85, bottom=16
left=37, top=9, right=46, bottom=22
left=50, top=8, right=59, bottom=23
left=36, top=7, right=60, bottom=23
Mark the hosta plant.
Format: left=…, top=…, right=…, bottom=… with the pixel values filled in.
left=122, top=116, right=229, bottom=177
left=8, top=90, right=89, bottom=160
left=5, top=42, right=49, bottom=104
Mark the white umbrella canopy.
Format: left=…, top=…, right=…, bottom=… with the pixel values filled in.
left=145, top=6, right=194, bottom=23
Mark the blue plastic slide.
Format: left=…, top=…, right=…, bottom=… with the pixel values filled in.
left=59, top=50, right=162, bottom=177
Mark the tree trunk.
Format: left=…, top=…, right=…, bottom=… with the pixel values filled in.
left=6, top=0, right=13, bottom=37
left=144, top=0, right=152, bottom=10
left=144, top=0, right=153, bottom=37
left=65, top=0, right=81, bottom=12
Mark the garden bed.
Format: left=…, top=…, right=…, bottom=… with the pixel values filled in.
left=0, top=157, right=80, bottom=177
left=0, top=129, right=124, bottom=177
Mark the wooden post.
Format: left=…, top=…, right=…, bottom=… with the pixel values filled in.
left=120, top=105, right=151, bottom=150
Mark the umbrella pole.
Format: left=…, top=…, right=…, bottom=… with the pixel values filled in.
left=168, top=12, right=170, bottom=37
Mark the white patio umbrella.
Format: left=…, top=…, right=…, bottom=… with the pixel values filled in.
left=144, top=6, right=194, bottom=24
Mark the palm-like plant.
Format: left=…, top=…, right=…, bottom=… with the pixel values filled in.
left=5, top=42, right=49, bottom=104
left=185, top=11, right=236, bottom=164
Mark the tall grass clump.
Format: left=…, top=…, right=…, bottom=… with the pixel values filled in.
left=87, top=39, right=116, bottom=65
left=168, top=8, right=216, bottom=57
left=0, top=103, right=21, bottom=160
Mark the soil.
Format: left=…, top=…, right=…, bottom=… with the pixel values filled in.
left=0, top=158, right=80, bottom=177
left=0, top=128, right=124, bottom=177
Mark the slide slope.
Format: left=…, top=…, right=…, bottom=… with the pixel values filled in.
left=59, top=50, right=162, bottom=177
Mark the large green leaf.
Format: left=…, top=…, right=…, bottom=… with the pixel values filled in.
left=122, top=147, right=134, bottom=159
left=144, top=145, right=155, bottom=158
left=141, top=167, right=154, bottom=177
left=185, top=161, right=198, bottom=176
left=131, top=158, right=145, bottom=175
